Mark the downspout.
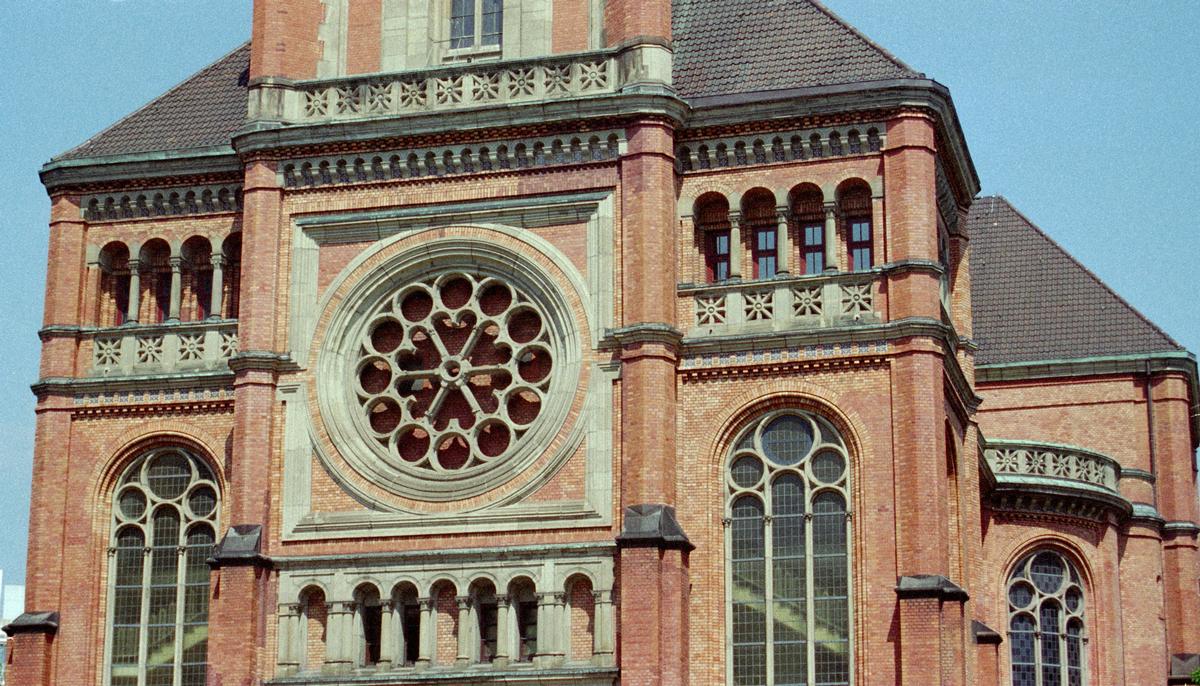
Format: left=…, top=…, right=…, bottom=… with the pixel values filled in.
left=1145, top=359, right=1159, bottom=509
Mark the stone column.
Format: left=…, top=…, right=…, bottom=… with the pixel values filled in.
left=823, top=203, right=839, bottom=272
left=167, top=256, right=182, bottom=321
left=534, top=592, right=558, bottom=665
left=775, top=208, right=791, bottom=275
left=277, top=603, right=302, bottom=675
left=493, top=595, right=511, bottom=667
left=325, top=601, right=354, bottom=673
left=591, top=590, right=615, bottom=665
left=209, top=254, right=225, bottom=319
left=378, top=600, right=395, bottom=670
left=728, top=212, right=744, bottom=280
left=126, top=259, right=141, bottom=324
left=455, top=596, right=473, bottom=665
left=416, top=597, right=434, bottom=669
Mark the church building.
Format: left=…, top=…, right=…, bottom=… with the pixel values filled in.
left=7, top=0, right=1199, bottom=684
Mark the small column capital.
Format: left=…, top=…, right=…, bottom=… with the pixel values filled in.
left=280, top=602, right=303, bottom=616
left=455, top=596, right=472, bottom=611
left=418, top=597, right=435, bottom=611
left=169, top=256, right=183, bottom=271
left=210, top=254, right=227, bottom=269
left=127, top=258, right=142, bottom=270
left=591, top=589, right=613, bottom=605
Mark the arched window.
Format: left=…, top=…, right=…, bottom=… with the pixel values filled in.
left=1007, top=550, right=1086, bottom=686
left=353, top=584, right=382, bottom=668
left=726, top=410, right=852, bottom=686
left=107, top=448, right=219, bottom=686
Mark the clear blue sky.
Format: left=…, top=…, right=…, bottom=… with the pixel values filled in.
left=0, top=1, right=1197, bottom=584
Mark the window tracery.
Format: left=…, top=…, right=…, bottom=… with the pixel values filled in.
left=106, top=448, right=219, bottom=686
left=1007, top=550, right=1086, bottom=686
left=726, top=410, right=852, bottom=686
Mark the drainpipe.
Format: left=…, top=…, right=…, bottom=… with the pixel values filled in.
left=1145, top=359, right=1159, bottom=509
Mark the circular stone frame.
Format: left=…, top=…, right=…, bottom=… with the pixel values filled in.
left=316, top=231, right=584, bottom=503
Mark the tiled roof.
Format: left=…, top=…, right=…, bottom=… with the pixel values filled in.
left=672, top=0, right=922, bottom=100
left=54, top=43, right=251, bottom=161
left=968, top=196, right=1182, bottom=366
left=55, top=2, right=923, bottom=161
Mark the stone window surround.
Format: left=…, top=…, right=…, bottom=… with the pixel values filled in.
left=280, top=191, right=615, bottom=539
left=274, top=544, right=615, bottom=676
left=724, top=408, right=854, bottom=686
left=102, top=447, right=221, bottom=686
left=1005, top=549, right=1088, bottom=686
left=316, top=0, right=603, bottom=78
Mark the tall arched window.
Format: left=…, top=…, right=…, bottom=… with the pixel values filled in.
left=107, top=448, right=219, bottom=686
left=1007, top=550, right=1086, bottom=686
left=726, top=410, right=852, bottom=686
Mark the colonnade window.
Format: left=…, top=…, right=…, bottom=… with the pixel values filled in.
left=692, top=180, right=877, bottom=284
left=1007, top=551, right=1086, bottom=686
left=726, top=410, right=852, bottom=686
left=94, top=233, right=241, bottom=327
left=106, top=448, right=219, bottom=686
left=281, top=570, right=613, bottom=675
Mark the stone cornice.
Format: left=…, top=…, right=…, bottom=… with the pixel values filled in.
left=228, top=351, right=297, bottom=373
left=977, top=352, right=1200, bottom=447
left=272, top=541, right=616, bottom=570
left=32, top=372, right=234, bottom=397
left=232, top=92, right=690, bottom=157
left=40, top=145, right=241, bottom=194
left=602, top=323, right=684, bottom=348
left=683, top=78, right=980, bottom=203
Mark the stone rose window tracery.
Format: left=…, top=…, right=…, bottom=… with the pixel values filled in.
left=355, top=271, right=556, bottom=474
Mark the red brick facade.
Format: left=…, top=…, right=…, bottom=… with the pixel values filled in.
left=10, top=2, right=1199, bottom=686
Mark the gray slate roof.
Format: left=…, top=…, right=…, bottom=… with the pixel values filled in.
left=55, top=43, right=251, bottom=161
left=968, top=196, right=1182, bottom=366
left=672, top=0, right=921, bottom=100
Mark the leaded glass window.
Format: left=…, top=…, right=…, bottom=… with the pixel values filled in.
left=726, top=411, right=852, bottom=686
left=107, top=448, right=219, bottom=686
left=1007, top=551, right=1086, bottom=686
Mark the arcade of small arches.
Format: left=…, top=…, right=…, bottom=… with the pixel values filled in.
left=687, top=178, right=878, bottom=286
left=90, top=232, right=243, bottom=328
left=276, top=567, right=615, bottom=676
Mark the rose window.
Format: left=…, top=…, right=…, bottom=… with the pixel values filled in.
left=354, top=272, right=555, bottom=473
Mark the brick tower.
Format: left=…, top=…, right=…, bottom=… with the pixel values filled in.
left=8, top=1, right=1199, bottom=685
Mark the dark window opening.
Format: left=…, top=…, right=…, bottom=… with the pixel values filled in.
left=752, top=227, right=777, bottom=279
left=154, top=273, right=171, bottom=322
left=195, top=271, right=212, bottom=320
left=478, top=599, right=498, bottom=662
left=361, top=604, right=382, bottom=666
left=706, top=230, right=731, bottom=282
left=402, top=602, right=420, bottom=665
left=801, top=223, right=825, bottom=274
left=848, top=219, right=873, bottom=272
left=516, top=600, right=538, bottom=662
left=115, top=274, right=131, bottom=325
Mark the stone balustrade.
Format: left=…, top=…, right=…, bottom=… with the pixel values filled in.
left=288, top=50, right=619, bottom=123
left=89, top=320, right=238, bottom=377
left=682, top=272, right=881, bottom=338
left=984, top=441, right=1121, bottom=493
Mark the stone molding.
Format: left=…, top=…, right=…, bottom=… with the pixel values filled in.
left=89, top=319, right=239, bottom=378
left=291, top=50, right=619, bottom=123
left=676, top=122, right=885, bottom=173
left=280, top=130, right=625, bottom=189
left=982, top=439, right=1131, bottom=522
left=82, top=183, right=243, bottom=222
left=279, top=194, right=616, bottom=538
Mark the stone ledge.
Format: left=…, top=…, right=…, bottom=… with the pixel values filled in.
left=208, top=524, right=272, bottom=570
left=894, top=575, right=969, bottom=603
left=616, top=504, right=694, bottom=552
left=1169, top=653, right=1200, bottom=684
left=1, top=611, right=59, bottom=636
left=971, top=619, right=1002, bottom=645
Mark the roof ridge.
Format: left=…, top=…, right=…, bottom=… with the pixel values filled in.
left=988, top=195, right=1184, bottom=352
left=53, top=41, right=250, bottom=162
left=806, top=0, right=923, bottom=77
